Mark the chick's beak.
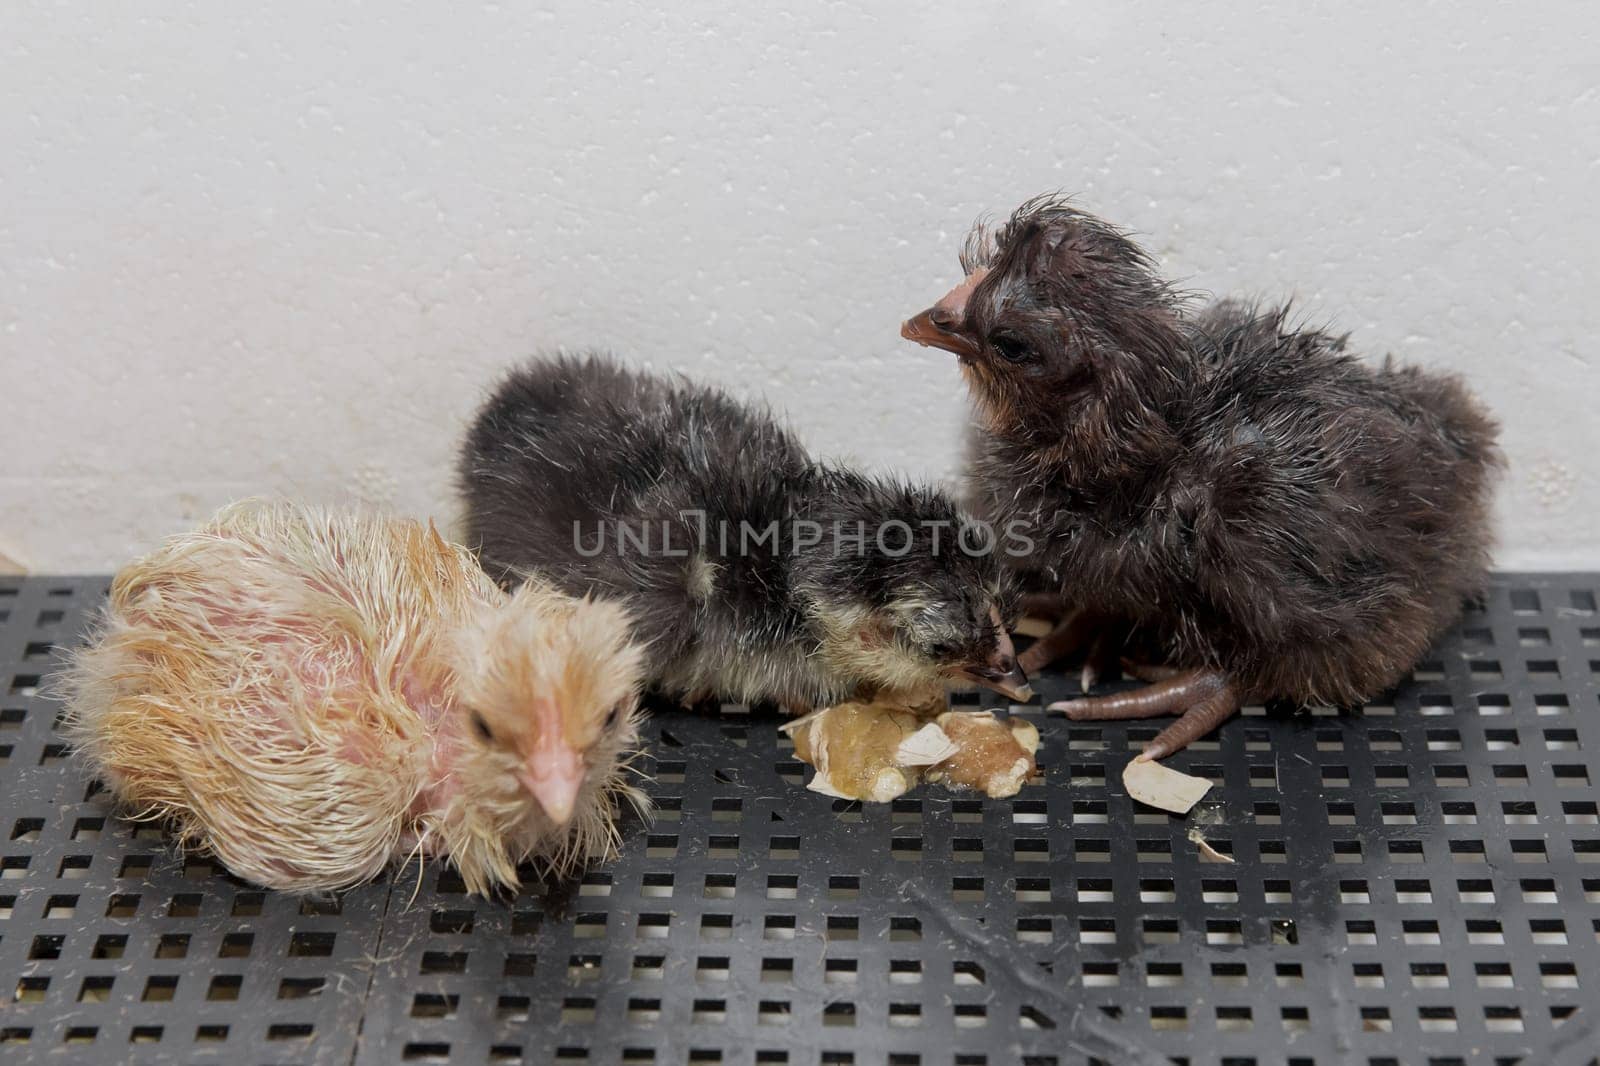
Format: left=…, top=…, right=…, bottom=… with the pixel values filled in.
left=901, top=269, right=988, bottom=360
left=965, top=608, right=1033, bottom=702
left=975, top=661, right=1034, bottom=703
left=521, top=737, right=585, bottom=826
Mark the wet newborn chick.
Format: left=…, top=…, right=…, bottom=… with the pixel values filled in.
left=903, top=196, right=1502, bottom=760
left=458, top=353, right=1029, bottom=711
left=61, top=500, right=646, bottom=896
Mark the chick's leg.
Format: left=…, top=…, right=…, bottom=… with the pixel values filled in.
left=1019, top=592, right=1071, bottom=622
left=1048, top=669, right=1239, bottom=761
left=1017, top=609, right=1118, bottom=675
left=1121, top=660, right=1185, bottom=682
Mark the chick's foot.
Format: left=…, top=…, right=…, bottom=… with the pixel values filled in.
left=1048, top=669, right=1239, bottom=760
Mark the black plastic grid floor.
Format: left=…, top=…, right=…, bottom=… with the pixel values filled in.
left=1, top=575, right=1597, bottom=1066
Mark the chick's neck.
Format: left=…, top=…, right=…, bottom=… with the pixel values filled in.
left=781, top=481, right=955, bottom=701
left=1019, top=374, right=1189, bottom=496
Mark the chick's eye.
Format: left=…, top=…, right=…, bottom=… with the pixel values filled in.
left=604, top=705, right=623, bottom=730
left=470, top=711, right=495, bottom=743
left=990, top=332, right=1032, bottom=363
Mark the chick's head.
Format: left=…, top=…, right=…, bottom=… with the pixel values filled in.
left=452, top=580, right=646, bottom=836
left=902, top=194, right=1186, bottom=442
left=882, top=574, right=1028, bottom=702
left=799, top=475, right=1027, bottom=702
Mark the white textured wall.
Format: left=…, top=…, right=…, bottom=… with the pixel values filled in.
left=2, top=2, right=1596, bottom=571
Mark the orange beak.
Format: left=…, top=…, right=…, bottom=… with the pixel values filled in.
left=522, top=700, right=585, bottom=825
left=521, top=742, right=584, bottom=826
left=901, top=268, right=988, bottom=359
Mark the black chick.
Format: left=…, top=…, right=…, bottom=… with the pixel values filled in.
left=902, top=196, right=1502, bottom=760
left=458, top=353, right=1031, bottom=711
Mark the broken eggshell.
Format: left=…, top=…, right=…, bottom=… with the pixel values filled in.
left=785, top=701, right=1039, bottom=802
left=924, top=711, right=1040, bottom=798
left=782, top=701, right=949, bottom=802
left=1122, top=756, right=1212, bottom=814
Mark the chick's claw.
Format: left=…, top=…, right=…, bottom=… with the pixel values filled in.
left=1078, top=622, right=1129, bottom=692
left=1047, top=669, right=1240, bottom=759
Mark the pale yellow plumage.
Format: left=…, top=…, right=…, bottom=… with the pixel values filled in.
left=60, top=499, right=647, bottom=896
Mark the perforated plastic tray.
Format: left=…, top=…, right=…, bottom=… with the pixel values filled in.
left=1, top=575, right=1596, bottom=1065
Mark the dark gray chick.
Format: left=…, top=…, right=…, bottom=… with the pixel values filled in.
left=902, top=195, right=1502, bottom=760
left=457, top=353, right=1030, bottom=711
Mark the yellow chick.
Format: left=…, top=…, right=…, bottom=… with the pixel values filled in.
left=60, top=499, right=646, bottom=896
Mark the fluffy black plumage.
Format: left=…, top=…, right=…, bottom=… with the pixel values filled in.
left=457, top=354, right=1028, bottom=710
left=903, top=195, right=1503, bottom=758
